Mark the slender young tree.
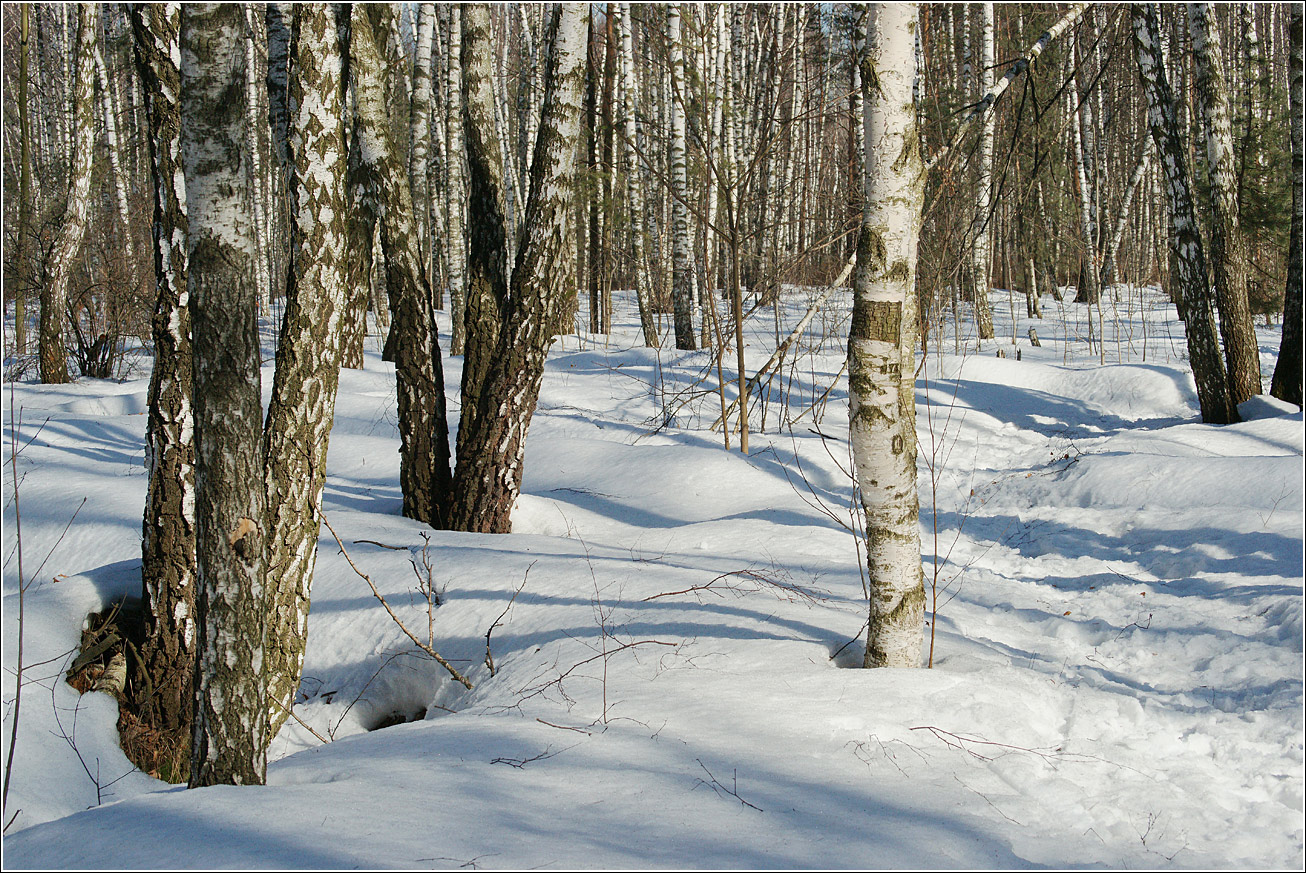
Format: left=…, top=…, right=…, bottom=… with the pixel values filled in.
left=668, top=5, right=696, bottom=350
left=970, top=2, right=997, bottom=339
left=447, top=8, right=468, bottom=355
left=14, top=4, right=32, bottom=354
left=181, top=1, right=267, bottom=787
left=262, top=3, right=351, bottom=741
left=1133, top=3, right=1237, bottom=425
left=92, top=14, right=136, bottom=270
left=39, top=3, right=99, bottom=385
left=616, top=2, right=658, bottom=348
left=850, top=3, right=926, bottom=669
left=410, top=3, right=436, bottom=300
left=132, top=2, right=196, bottom=757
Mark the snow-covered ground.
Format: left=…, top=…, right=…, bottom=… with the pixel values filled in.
left=3, top=283, right=1302, bottom=868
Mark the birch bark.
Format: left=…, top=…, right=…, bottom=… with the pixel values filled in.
left=353, top=4, right=454, bottom=527
left=39, top=3, right=98, bottom=385
left=850, top=3, right=926, bottom=669
left=262, top=3, right=351, bottom=740
left=447, top=9, right=467, bottom=355
left=132, top=1, right=196, bottom=753
left=970, top=2, right=997, bottom=339
left=449, top=3, right=589, bottom=534
left=182, top=1, right=267, bottom=787
left=1270, top=5, right=1303, bottom=407
left=459, top=3, right=511, bottom=461
left=1132, top=3, right=1237, bottom=425
left=668, top=5, right=696, bottom=350
left=616, top=2, right=658, bottom=347
left=1189, top=3, right=1262, bottom=403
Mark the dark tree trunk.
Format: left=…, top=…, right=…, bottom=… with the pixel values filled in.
left=132, top=3, right=197, bottom=758
left=1271, top=4, right=1303, bottom=407
left=458, top=4, right=510, bottom=461
left=449, top=3, right=590, bottom=534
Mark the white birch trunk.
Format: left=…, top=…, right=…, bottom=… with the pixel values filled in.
left=1133, top=2, right=1237, bottom=424
left=971, top=2, right=996, bottom=339
left=1189, top=2, right=1262, bottom=403
left=262, top=2, right=351, bottom=740
left=92, top=26, right=135, bottom=269
left=668, top=5, right=696, bottom=350
left=617, top=2, right=657, bottom=348
left=181, top=1, right=267, bottom=787
left=447, top=8, right=467, bottom=355
left=850, top=3, right=926, bottom=669
left=39, top=3, right=99, bottom=385
left=410, top=2, right=435, bottom=295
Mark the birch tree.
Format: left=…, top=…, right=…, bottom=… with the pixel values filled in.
left=850, top=3, right=926, bottom=669
left=1132, top=3, right=1237, bottom=425
left=970, top=2, right=997, bottom=339
left=410, top=3, right=436, bottom=297
left=13, top=4, right=33, bottom=354
left=132, top=2, right=196, bottom=756
left=458, top=2, right=510, bottom=466
left=447, top=9, right=467, bottom=355
left=668, top=5, right=696, bottom=350
left=262, top=3, right=351, bottom=740
left=1271, top=4, right=1303, bottom=408
left=39, top=2, right=98, bottom=385
left=616, top=2, right=658, bottom=347
left=92, top=12, right=136, bottom=272
left=1189, top=3, right=1262, bottom=404
left=449, top=2, right=589, bottom=533
left=181, top=2, right=267, bottom=787
left=353, top=3, right=454, bottom=528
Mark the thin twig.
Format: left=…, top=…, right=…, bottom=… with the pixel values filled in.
left=320, top=514, right=473, bottom=690
left=485, top=562, right=534, bottom=677
left=271, top=696, right=330, bottom=745
left=352, top=539, right=408, bottom=551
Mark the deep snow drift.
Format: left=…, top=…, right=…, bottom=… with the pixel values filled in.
left=3, top=283, right=1303, bottom=869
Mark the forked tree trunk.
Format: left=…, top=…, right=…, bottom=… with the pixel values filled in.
left=262, top=3, right=351, bottom=742
left=449, top=3, right=589, bottom=534
left=40, top=3, right=99, bottom=385
left=132, top=2, right=196, bottom=753
left=851, top=3, right=926, bottom=669
left=458, top=3, right=510, bottom=458
left=1132, top=3, right=1237, bottom=425
left=181, top=1, right=267, bottom=788
left=1189, top=3, right=1262, bottom=403
left=1271, top=5, right=1303, bottom=407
